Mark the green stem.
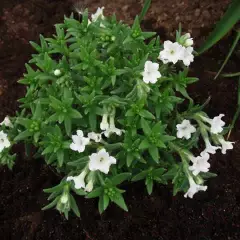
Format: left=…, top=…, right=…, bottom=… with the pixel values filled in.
left=104, top=142, right=123, bottom=150
left=227, top=77, right=240, bottom=139
left=97, top=172, right=105, bottom=186
left=215, top=30, right=240, bottom=80
left=221, top=72, right=240, bottom=78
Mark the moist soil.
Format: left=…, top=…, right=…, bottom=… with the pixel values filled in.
left=0, top=0, right=240, bottom=239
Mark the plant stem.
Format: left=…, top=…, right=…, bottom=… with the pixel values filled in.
left=215, top=30, right=240, bottom=80
left=227, top=77, right=240, bottom=139
left=221, top=72, right=240, bottom=78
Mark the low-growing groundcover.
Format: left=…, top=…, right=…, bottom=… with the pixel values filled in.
left=0, top=0, right=239, bottom=240
left=0, top=3, right=235, bottom=219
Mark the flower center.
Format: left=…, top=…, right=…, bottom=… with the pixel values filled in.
left=170, top=50, right=175, bottom=55
left=99, top=157, right=104, bottom=162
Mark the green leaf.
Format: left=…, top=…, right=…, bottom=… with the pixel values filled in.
left=71, top=188, right=86, bottom=196
left=139, top=109, right=155, bottom=119
left=57, top=150, right=64, bottom=167
left=98, top=195, right=105, bottom=214
left=152, top=168, right=166, bottom=177
left=127, top=154, right=134, bottom=167
left=89, top=111, right=97, bottom=131
left=86, top=187, right=103, bottom=198
left=172, top=167, right=188, bottom=196
left=215, top=30, right=240, bottom=79
left=200, top=172, right=218, bottom=179
left=197, top=0, right=240, bottom=54
left=64, top=117, right=72, bottom=136
left=43, top=182, right=65, bottom=193
left=139, top=0, right=152, bottom=22
left=33, top=103, right=42, bottom=120
left=152, top=121, right=163, bottom=133
left=142, top=31, right=156, bottom=39
left=145, top=178, right=153, bottom=195
left=148, top=146, right=159, bottom=162
left=125, top=109, right=135, bottom=117
left=139, top=138, right=150, bottom=149
left=140, top=118, right=151, bottom=135
left=69, top=195, right=80, bottom=217
left=132, top=16, right=141, bottom=32
left=111, top=173, right=131, bottom=185
left=103, top=194, right=110, bottom=211
left=69, top=109, right=82, bottom=118
left=112, top=193, right=128, bottom=212
left=30, top=41, right=41, bottom=52
left=132, top=170, right=148, bottom=182
left=33, top=132, right=40, bottom=143
left=50, top=96, right=62, bottom=109
left=67, top=156, right=89, bottom=167
left=162, top=165, right=180, bottom=181
left=42, top=197, right=60, bottom=210
left=16, top=118, right=32, bottom=128
left=14, top=130, right=32, bottom=141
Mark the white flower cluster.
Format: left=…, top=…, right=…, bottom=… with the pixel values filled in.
left=176, top=114, right=234, bottom=198
left=67, top=110, right=122, bottom=192
left=159, top=40, right=194, bottom=67
left=67, top=148, right=116, bottom=192
left=141, top=33, right=194, bottom=85
left=0, top=117, right=12, bottom=153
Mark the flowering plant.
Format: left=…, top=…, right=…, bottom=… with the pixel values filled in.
left=0, top=5, right=234, bottom=218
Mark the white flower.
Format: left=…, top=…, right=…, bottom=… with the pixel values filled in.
left=100, top=114, right=109, bottom=131
left=85, top=179, right=94, bottom=192
left=91, top=7, right=105, bottom=22
left=176, top=119, right=196, bottom=140
left=218, top=138, right=234, bottom=154
left=142, top=61, right=161, bottom=84
left=0, top=116, right=13, bottom=128
left=204, top=139, right=221, bottom=154
left=0, top=131, right=11, bottom=153
left=89, top=148, right=117, bottom=174
left=70, top=130, right=90, bottom=153
left=103, top=116, right=124, bottom=137
left=211, top=114, right=225, bottom=134
left=184, top=177, right=207, bottom=198
left=189, top=151, right=210, bottom=176
left=182, top=33, right=194, bottom=47
left=159, top=41, right=184, bottom=64
left=200, top=114, right=225, bottom=134
left=54, top=69, right=61, bottom=76
left=181, top=47, right=194, bottom=66
left=88, top=132, right=102, bottom=143
left=67, top=170, right=87, bottom=189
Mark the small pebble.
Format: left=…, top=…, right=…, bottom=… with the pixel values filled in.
left=195, top=8, right=201, bottom=17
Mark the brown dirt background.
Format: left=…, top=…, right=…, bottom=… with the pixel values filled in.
left=0, top=0, right=240, bottom=239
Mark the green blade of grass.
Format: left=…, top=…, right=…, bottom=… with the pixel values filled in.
left=197, top=0, right=240, bottom=54
left=221, top=72, right=240, bottom=78
left=227, top=77, right=240, bottom=139
left=215, top=31, right=240, bottom=80
left=139, top=0, right=152, bottom=22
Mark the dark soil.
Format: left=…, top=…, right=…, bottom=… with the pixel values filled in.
left=0, top=0, right=240, bottom=239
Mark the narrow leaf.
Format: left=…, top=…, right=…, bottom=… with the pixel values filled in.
left=197, top=0, right=240, bottom=54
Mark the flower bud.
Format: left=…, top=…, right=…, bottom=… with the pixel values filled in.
left=54, top=69, right=61, bottom=76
